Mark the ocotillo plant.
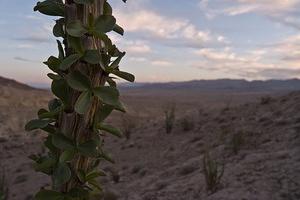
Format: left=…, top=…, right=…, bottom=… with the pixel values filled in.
left=25, top=0, right=134, bottom=199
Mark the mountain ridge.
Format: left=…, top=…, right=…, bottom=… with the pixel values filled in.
left=1, top=75, right=300, bottom=93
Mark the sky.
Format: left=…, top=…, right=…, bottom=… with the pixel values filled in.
left=0, top=0, right=300, bottom=86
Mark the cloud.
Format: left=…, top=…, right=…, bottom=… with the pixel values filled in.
left=191, top=31, right=300, bottom=80
left=123, top=40, right=152, bottom=54
left=13, top=56, right=37, bottom=63
left=252, top=68, right=300, bottom=79
left=16, top=44, right=35, bottom=49
left=199, top=0, right=300, bottom=29
left=14, top=22, right=53, bottom=43
left=151, top=60, right=172, bottom=67
left=115, top=9, right=227, bottom=48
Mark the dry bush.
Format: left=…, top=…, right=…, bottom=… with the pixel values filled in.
left=121, top=115, right=136, bottom=140
left=180, top=116, right=194, bottom=132
left=202, top=152, right=224, bottom=193
left=230, top=132, right=244, bottom=155
left=164, top=104, right=176, bottom=134
left=260, top=96, right=272, bottom=105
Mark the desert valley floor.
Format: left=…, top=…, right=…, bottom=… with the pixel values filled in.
left=0, top=77, right=299, bottom=200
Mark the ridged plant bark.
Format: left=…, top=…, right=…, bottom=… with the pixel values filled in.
left=25, top=0, right=133, bottom=199
left=61, top=0, right=105, bottom=192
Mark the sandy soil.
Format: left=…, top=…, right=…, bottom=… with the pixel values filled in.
left=0, top=82, right=299, bottom=200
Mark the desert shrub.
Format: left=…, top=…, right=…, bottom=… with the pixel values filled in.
left=230, top=132, right=244, bottom=155
left=121, top=115, right=136, bottom=140
left=0, top=167, right=9, bottom=200
left=164, top=104, right=176, bottom=134
left=180, top=116, right=194, bottom=132
left=25, top=0, right=134, bottom=197
left=260, top=96, right=272, bottom=105
left=202, top=152, right=224, bottom=193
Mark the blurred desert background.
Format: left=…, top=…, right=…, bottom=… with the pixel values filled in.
left=1, top=75, right=300, bottom=200
left=1, top=0, right=300, bottom=199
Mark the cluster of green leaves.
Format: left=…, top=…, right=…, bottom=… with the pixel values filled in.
left=26, top=0, right=134, bottom=199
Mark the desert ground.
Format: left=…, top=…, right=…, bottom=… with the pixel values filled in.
left=0, top=76, right=299, bottom=200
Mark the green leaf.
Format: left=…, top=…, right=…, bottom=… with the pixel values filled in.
left=35, top=190, right=64, bottom=200
left=44, top=56, right=61, bottom=72
left=88, top=179, right=102, bottom=191
left=47, top=73, right=61, bottom=80
left=111, top=70, right=135, bottom=82
left=66, top=70, right=92, bottom=91
left=109, top=52, right=125, bottom=69
left=78, top=140, right=99, bottom=157
left=68, top=36, right=84, bottom=55
left=86, top=170, right=106, bottom=181
left=83, top=50, right=101, bottom=64
left=44, top=135, right=58, bottom=153
left=53, top=18, right=65, bottom=38
left=93, top=86, right=120, bottom=106
left=60, top=54, right=81, bottom=71
left=98, top=123, right=123, bottom=138
left=103, top=1, right=112, bottom=15
left=94, top=15, right=116, bottom=33
left=77, top=170, right=86, bottom=182
left=34, top=157, right=56, bottom=174
left=59, top=149, right=76, bottom=163
left=48, top=99, right=61, bottom=111
left=106, top=77, right=117, bottom=87
left=52, top=134, right=75, bottom=150
left=113, top=24, right=124, bottom=35
left=42, top=125, right=57, bottom=134
left=34, top=0, right=65, bottom=17
left=73, top=0, right=94, bottom=4
left=66, top=20, right=88, bottom=37
left=114, top=101, right=126, bottom=113
left=100, top=151, right=115, bottom=164
left=51, top=79, right=71, bottom=105
left=94, top=104, right=114, bottom=125
left=91, top=33, right=113, bottom=55
left=68, top=188, right=89, bottom=198
left=53, top=162, right=72, bottom=187
left=75, top=91, right=93, bottom=114
left=108, top=45, right=122, bottom=57
left=25, top=119, right=51, bottom=131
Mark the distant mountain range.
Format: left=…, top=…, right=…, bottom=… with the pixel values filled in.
left=1, top=76, right=300, bottom=93
left=121, top=79, right=300, bottom=92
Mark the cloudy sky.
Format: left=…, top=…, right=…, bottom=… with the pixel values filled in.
left=0, top=0, right=300, bottom=86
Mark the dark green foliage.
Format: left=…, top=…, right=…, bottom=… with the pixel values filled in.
left=34, top=0, right=65, bottom=17
left=26, top=0, right=133, bottom=198
left=0, top=167, right=8, bottom=200
left=202, top=152, right=224, bottom=193
left=164, top=104, right=176, bottom=134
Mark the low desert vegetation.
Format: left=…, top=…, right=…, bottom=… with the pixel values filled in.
left=0, top=167, right=8, bottom=200
left=202, top=152, right=224, bottom=193
left=230, top=132, right=245, bottom=155
left=180, top=116, right=194, bottom=132
left=121, top=115, right=136, bottom=140
left=164, top=104, right=176, bottom=134
left=260, top=96, right=272, bottom=105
